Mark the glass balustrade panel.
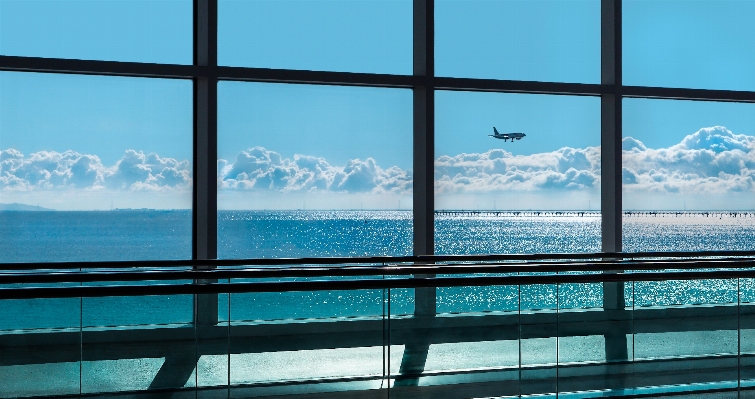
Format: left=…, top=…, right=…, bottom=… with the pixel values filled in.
left=0, top=296, right=81, bottom=398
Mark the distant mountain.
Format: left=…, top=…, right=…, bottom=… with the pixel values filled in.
left=0, top=203, right=54, bottom=211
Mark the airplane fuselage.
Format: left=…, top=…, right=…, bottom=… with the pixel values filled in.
left=489, top=132, right=526, bottom=142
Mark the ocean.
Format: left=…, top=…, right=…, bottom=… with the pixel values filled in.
left=3, top=210, right=755, bottom=396
left=1, top=210, right=754, bottom=330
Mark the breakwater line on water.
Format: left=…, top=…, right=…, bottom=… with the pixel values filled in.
left=435, top=210, right=755, bottom=218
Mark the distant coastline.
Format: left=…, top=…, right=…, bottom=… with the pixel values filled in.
left=0, top=203, right=54, bottom=211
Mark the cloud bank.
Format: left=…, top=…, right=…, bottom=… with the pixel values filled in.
left=3, top=126, right=754, bottom=199
left=0, top=149, right=191, bottom=192
left=435, top=147, right=601, bottom=194
left=218, top=147, right=412, bottom=194
left=623, top=126, right=755, bottom=194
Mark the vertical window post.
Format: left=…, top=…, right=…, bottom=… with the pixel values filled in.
left=601, top=0, right=622, bottom=255
left=397, top=0, right=436, bottom=388
left=194, top=0, right=218, bottom=325
left=601, top=0, right=629, bottom=366
left=413, top=2, right=434, bottom=258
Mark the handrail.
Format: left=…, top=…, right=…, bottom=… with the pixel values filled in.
left=3, top=256, right=755, bottom=285
left=2, top=267, right=755, bottom=299
left=3, top=249, right=755, bottom=271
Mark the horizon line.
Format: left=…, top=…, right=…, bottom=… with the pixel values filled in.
left=4, top=208, right=755, bottom=213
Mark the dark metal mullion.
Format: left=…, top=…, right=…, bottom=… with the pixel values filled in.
left=413, top=0, right=434, bottom=257
left=0, top=55, right=200, bottom=79
left=193, top=0, right=218, bottom=322
left=191, top=0, right=220, bottom=393
left=218, top=66, right=416, bottom=88
left=434, top=77, right=606, bottom=96
left=622, top=85, right=755, bottom=103
left=601, top=0, right=622, bottom=254
left=8, top=58, right=755, bottom=104
left=394, top=0, right=436, bottom=390
left=601, top=0, right=629, bottom=383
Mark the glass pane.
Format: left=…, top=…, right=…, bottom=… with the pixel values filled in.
left=0, top=0, right=192, bottom=64
left=229, top=287, right=387, bottom=396
left=623, top=98, right=755, bottom=252
left=0, top=297, right=81, bottom=397
left=197, top=292, right=228, bottom=390
left=435, top=91, right=601, bottom=255
left=0, top=72, right=193, bottom=262
left=632, top=278, right=738, bottom=391
left=436, top=0, right=600, bottom=83
left=391, top=283, right=520, bottom=397
left=219, top=0, right=412, bottom=74
left=624, top=0, right=755, bottom=91
left=81, top=293, right=195, bottom=394
left=521, top=281, right=557, bottom=396
left=217, top=82, right=412, bottom=258
left=558, top=280, right=634, bottom=394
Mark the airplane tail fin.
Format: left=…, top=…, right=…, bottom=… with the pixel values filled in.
left=493, top=127, right=499, bottom=135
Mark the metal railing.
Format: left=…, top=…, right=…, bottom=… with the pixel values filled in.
left=2, top=253, right=755, bottom=398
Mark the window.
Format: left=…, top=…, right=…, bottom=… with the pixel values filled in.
left=217, top=82, right=413, bottom=258
left=623, top=98, right=755, bottom=252
left=0, top=72, right=192, bottom=262
left=1, top=1, right=751, bottom=260
left=435, top=91, right=601, bottom=255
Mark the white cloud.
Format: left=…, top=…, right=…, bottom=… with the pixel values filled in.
left=0, top=149, right=191, bottom=192
left=434, top=147, right=601, bottom=193
left=6, top=125, right=754, bottom=204
left=623, top=126, right=755, bottom=194
left=218, top=147, right=412, bottom=194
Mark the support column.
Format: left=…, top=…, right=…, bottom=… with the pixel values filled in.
left=412, top=0, right=434, bottom=258
left=151, top=0, right=219, bottom=393
left=601, top=0, right=622, bottom=257
left=601, top=1, right=630, bottom=390
left=193, top=0, right=218, bottom=325
left=395, top=0, right=435, bottom=391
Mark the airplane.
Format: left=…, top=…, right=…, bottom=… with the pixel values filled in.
left=489, top=127, right=526, bottom=142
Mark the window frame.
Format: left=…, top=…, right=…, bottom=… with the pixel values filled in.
left=2, top=0, right=755, bottom=259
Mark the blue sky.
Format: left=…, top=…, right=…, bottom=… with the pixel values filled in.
left=0, top=0, right=192, bottom=65
left=2, top=1, right=755, bottom=210
left=624, top=0, right=755, bottom=91
left=218, top=82, right=413, bottom=169
left=437, top=92, right=600, bottom=157
left=0, top=72, right=192, bottom=166
left=219, top=0, right=412, bottom=74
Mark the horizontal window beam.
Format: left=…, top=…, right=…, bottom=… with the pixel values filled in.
left=435, top=77, right=606, bottom=96
left=623, top=85, right=755, bottom=103
left=218, top=66, right=417, bottom=88
left=5, top=55, right=755, bottom=103
left=0, top=55, right=200, bottom=79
